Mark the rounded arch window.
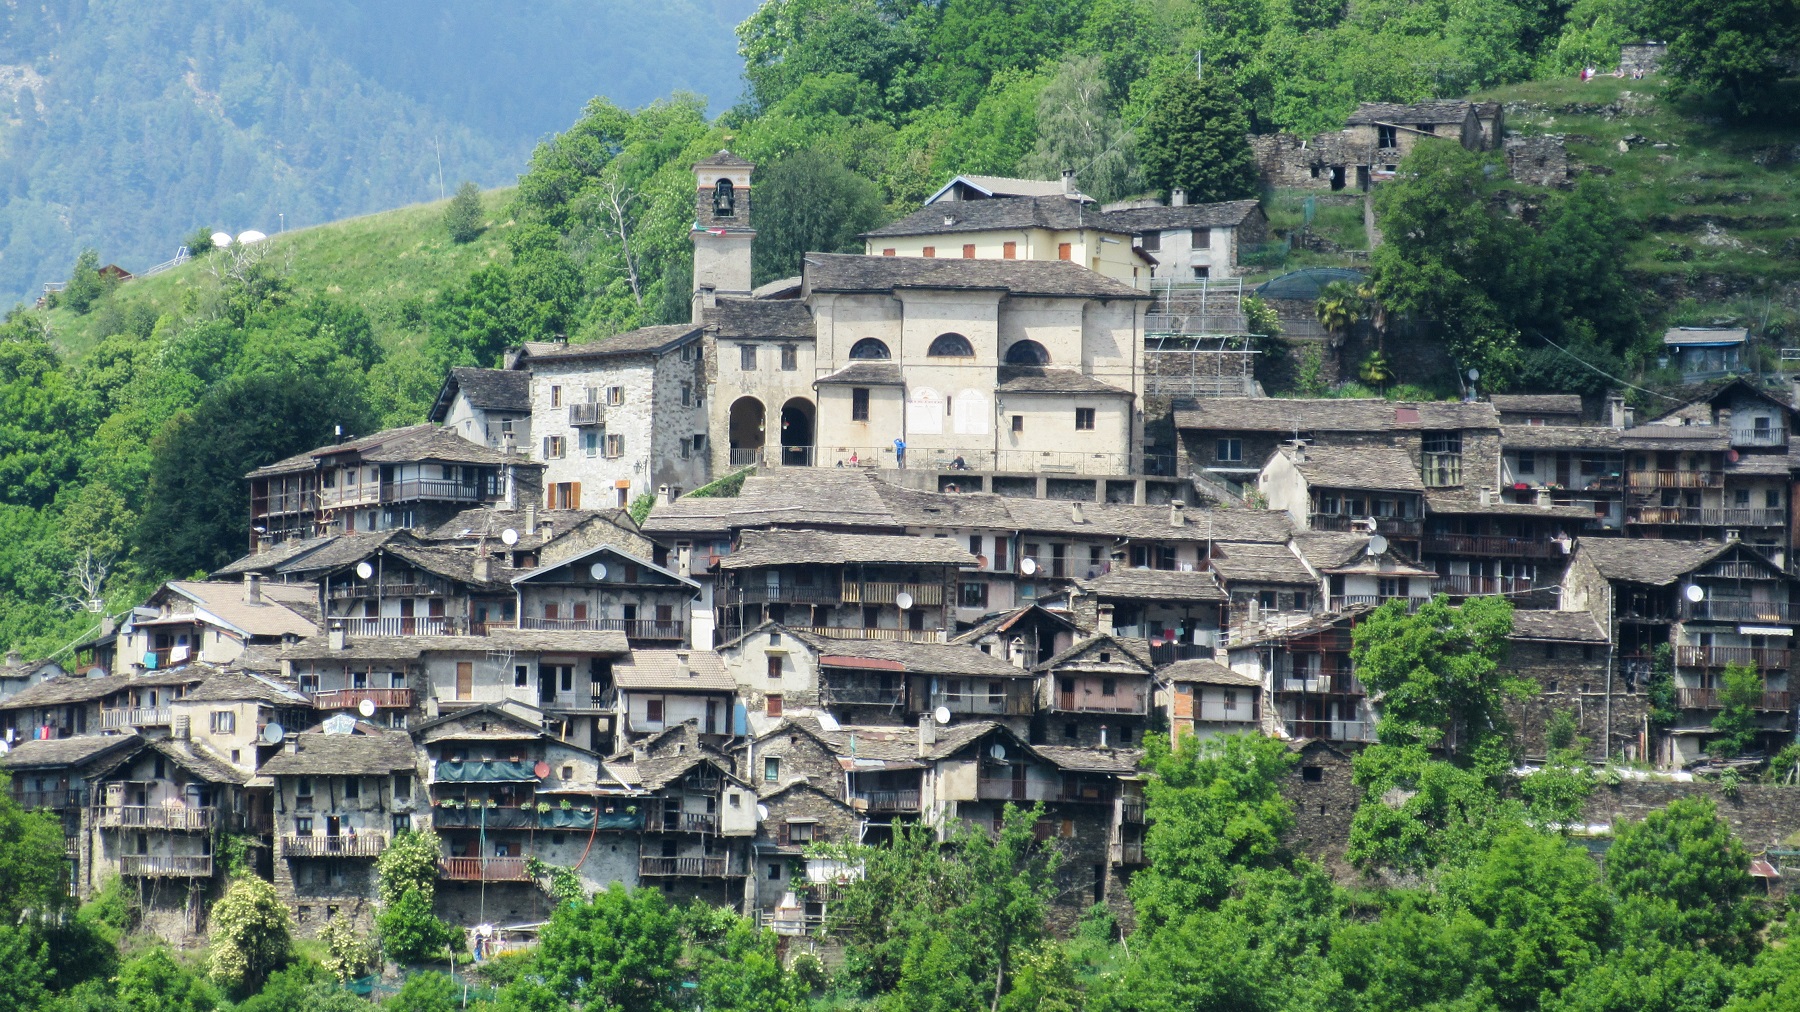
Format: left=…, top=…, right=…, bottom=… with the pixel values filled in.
left=849, top=338, right=892, bottom=360
left=1004, top=340, right=1050, bottom=366
left=927, top=333, right=974, bottom=357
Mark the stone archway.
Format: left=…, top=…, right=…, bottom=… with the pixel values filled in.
left=728, top=397, right=766, bottom=466
left=779, top=397, right=816, bottom=467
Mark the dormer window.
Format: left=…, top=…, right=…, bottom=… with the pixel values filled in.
left=713, top=179, right=735, bottom=217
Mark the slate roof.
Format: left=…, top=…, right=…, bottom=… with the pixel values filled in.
left=994, top=366, right=1134, bottom=397
left=864, top=196, right=1121, bottom=239
left=1100, top=199, right=1263, bottom=231
left=1574, top=538, right=1730, bottom=585
left=1510, top=610, right=1608, bottom=643
left=709, top=297, right=816, bottom=339
left=1031, top=745, right=1143, bottom=773
left=951, top=605, right=1082, bottom=644
left=1228, top=606, right=1369, bottom=648
left=797, top=632, right=1031, bottom=677
left=1423, top=489, right=1594, bottom=520
left=516, top=325, right=702, bottom=362
left=611, top=650, right=735, bottom=692
left=1616, top=426, right=1730, bottom=451
left=1346, top=100, right=1474, bottom=126
left=258, top=728, right=419, bottom=776
left=815, top=362, right=906, bottom=387
left=247, top=424, right=517, bottom=478
left=1292, top=532, right=1436, bottom=575
left=696, top=149, right=753, bottom=167
left=803, top=252, right=1149, bottom=300
left=2, top=673, right=139, bottom=708
left=1210, top=542, right=1315, bottom=585
left=162, top=581, right=318, bottom=638
left=720, top=529, right=975, bottom=569
left=1079, top=568, right=1226, bottom=602
left=143, top=739, right=248, bottom=785
left=1174, top=398, right=1499, bottom=432
left=1499, top=425, right=1622, bottom=450
left=430, top=368, right=531, bottom=423
left=1287, top=444, right=1426, bottom=493
left=1036, top=634, right=1155, bottom=672
left=1158, top=658, right=1261, bottom=687
left=422, top=507, right=637, bottom=549
left=2, top=733, right=141, bottom=770
left=181, top=670, right=309, bottom=706
left=213, top=537, right=342, bottom=577
left=926, top=174, right=1083, bottom=202
left=1662, top=327, right=1748, bottom=346
left=1490, top=394, right=1582, bottom=416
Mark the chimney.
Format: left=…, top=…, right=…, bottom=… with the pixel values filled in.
left=1791, top=375, right=1800, bottom=411
left=918, top=713, right=937, bottom=756
left=1009, top=636, right=1027, bottom=669
left=1535, top=487, right=1553, bottom=509
left=1061, top=168, right=1077, bottom=195
left=335, top=424, right=344, bottom=445
left=1097, top=603, right=1115, bottom=636
left=471, top=554, right=491, bottom=583
left=1169, top=501, right=1187, bottom=528
left=1726, top=528, right=1741, bottom=543
left=328, top=622, right=346, bottom=652
left=244, top=573, right=262, bottom=605
left=1098, top=724, right=1110, bottom=749
left=657, top=484, right=673, bottom=508
left=4, top=649, right=19, bottom=668
left=174, top=714, right=190, bottom=740
left=101, top=615, right=116, bottom=637
left=1170, top=188, right=1187, bottom=207
left=677, top=652, right=692, bottom=679
left=1607, top=396, right=1625, bottom=429
left=699, top=284, right=718, bottom=310
left=677, top=546, right=692, bottom=575
left=524, top=504, right=538, bottom=535
left=503, top=461, right=518, bottom=509
left=1717, top=408, right=1732, bottom=430
left=1070, top=500, right=1085, bottom=524
left=1479, top=488, right=1492, bottom=507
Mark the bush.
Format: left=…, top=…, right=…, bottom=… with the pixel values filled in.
left=184, top=227, right=216, bottom=256
left=377, top=888, right=458, bottom=965
left=208, top=876, right=291, bottom=993
left=62, top=248, right=108, bottom=315
left=443, top=181, right=484, bottom=244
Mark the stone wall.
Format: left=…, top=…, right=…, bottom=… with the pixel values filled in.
left=1582, top=781, right=1800, bottom=853
left=1282, top=740, right=1362, bottom=878
left=1506, top=134, right=1573, bottom=188
left=1620, top=43, right=1666, bottom=74
left=1501, top=639, right=1650, bottom=760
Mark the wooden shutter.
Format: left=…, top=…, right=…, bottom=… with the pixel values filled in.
left=456, top=662, right=472, bottom=700
left=1057, top=242, right=1072, bottom=261
left=571, top=482, right=581, bottom=509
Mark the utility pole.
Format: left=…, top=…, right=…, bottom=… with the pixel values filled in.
left=1196, top=49, right=1203, bottom=82
left=435, top=135, right=446, bottom=201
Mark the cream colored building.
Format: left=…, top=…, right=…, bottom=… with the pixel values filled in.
left=862, top=195, right=1153, bottom=289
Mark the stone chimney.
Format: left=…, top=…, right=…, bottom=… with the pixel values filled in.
left=524, top=504, right=538, bottom=536
left=328, top=622, right=346, bottom=652
left=1009, top=636, right=1027, bottom=669
left=1726, top=528, right=1741, bottom=543
left=1535, top=487, right=1554, bottom=509
left=1607, top=396, right=1626, bottom=429
left=244, top=573, right=262, bottom=605
left=658, top=484, right=673, bottom=508
left=1097, top=603, right=1115, bottom=636
left=1169, top=501, right=1187, bottom=528
left=284, top=734, right=298, bottom=755
left=1170, top=188, right=1187, bottom=207
left=1070, top=500, right=1085, bottom=524
left=4, top=648, right=20, bottom=668
left=471, top=554, right=491, bottom=583
left=1061, top=168, right=1077, bottom=195
left=918, top=713, right=937, bottom=756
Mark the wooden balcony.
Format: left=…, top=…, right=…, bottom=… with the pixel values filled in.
left=381, top=478, right=498, bottom=504
left=653, top=812, right=720, bottom=835
left=1675, top=646, right=1791, bottom=670
left=1628, top=506, right=1786, bottom=527
left=98, top=707, right=171, bottom=730
left=336, top=616, right=460, bottom=637
left=639, top=855, right=730, bottom=877
left=1627, top=470, right=1724, bottom=489
left=1051, top=689, right=1149, bottom=715
left=1674, top=687, right=1792, bottom=711
left=282, top=833, right=388, bottom=858
left=568, top=403, right=605, bottom=426
left=312, top=687, right=414, bottom=710
left=1680, top=600, right=1800, bottom=624
left=855, top=790, right=921, bottom=813
left=329, top=581, right=448, bottom=600
left=732, top=585, right=841, bottom=606
left=797, top=626, right=948, bottom=643
left=439, top=856, right=532, bottom=882
left=1730, top=426, right=1787, bottom=447
left=1283, top=719, right=1377, bottom=742
left=517, top=617, right=685, bottom=640
left=1311, top=514, right=1423, bottom=537
left=1423, top=533, right=1565, bottom=559
left=96, top=805, right=215, bottom=831
left=1329, top=595, right=1425, bottom=612
left=1119, top=800, right=1146, bottom=824
left=120, top=854, right=213, bottom=877
left=841, top=582, right=944, bottom=606
left=1436, top=574, right=1541, bottom=597
left=14, top=789, right=86, bottom=810
left=819, top=684, right=906, bottom=707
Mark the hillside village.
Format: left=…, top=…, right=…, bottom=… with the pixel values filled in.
left=7, top=110, right=1800, bottom=967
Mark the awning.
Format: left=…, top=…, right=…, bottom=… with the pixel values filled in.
left=1738, top=626, right=1793, bottom=637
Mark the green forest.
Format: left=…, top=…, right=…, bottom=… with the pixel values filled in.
left=3, top=599, right=1800, bottom=1011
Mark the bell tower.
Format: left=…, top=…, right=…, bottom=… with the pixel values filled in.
left=691, top=150, right=755, bottom=322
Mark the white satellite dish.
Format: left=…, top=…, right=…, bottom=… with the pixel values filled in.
left=756, top=804, right=769, bottom=821
left=1467, top=368, right=1480, bottom=382
left=590, top=562, right=609, bottom=581
left=1020, top=557, right=1038, bottom=576
left=895, top=591, right=914, bottom=610
left=355, top=561, right=374, bottom=580
left=237, top=229, right=267, bottom=244
left=1367, top=534, right=1389, bottom=556
left=210, top=231, right=234, bottom=248
left=932, top=706, right=952, bottom=726
left=358, top=698, right=377, bottom=718
left=1685, top=584, right=1706, bottom=603
left=262, top=723, right=285, bottom=744
left=988, top=742, right=1007, bottom=761
left=500, top=528, right=519, bottom=546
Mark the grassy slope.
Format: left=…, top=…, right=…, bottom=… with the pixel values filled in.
left=45, top=188, right=523, bottom=360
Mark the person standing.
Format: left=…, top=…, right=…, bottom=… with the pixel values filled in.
left=893, top=437, right=906, bottom=469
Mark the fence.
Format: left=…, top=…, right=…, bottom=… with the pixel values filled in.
left=312, top=687, right=414, bottom=710
left=120, top=854, right=212, bottom=877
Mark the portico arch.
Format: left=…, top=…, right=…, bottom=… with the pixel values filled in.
left=780, top=397, right=816, bottom=467
left=728, top=397, right=766, bottom=466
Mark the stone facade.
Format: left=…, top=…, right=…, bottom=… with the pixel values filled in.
left=1620, top=43, right=1666, bottom=74
left=1505, top=134, right=1572, bottom=188
left=1500, top=637, right=1649, bottom=760
left=1281, top=740, right=1361, bottom=879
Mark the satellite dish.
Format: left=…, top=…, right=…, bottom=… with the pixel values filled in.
left=1367, top=534, right=1389, bottom=556
left=933, top=706, right=952, bottom=726
left=1020, top=557, right=1038, bottom=576
left=237, top=229, right=267, bottom=244
left=262, top=723, right=284, bottom=744
left=1467, top=368, right=1480, bottom=382
left=1685, top=584, right=1706, bottom=603
left=1726, top=449, right=1741, bottom=463
left=355, top=561, right=374, bottom=580
left=895, top=591, right=914, bottom=610
left=590, top=562, right=609, bottom=581
left=989, top=742, right=1007, bottom=761
left=500, top=528, right=519, bottom=546
left=756, top=804, right=770, bottom=820
left=211, top=232, right=233, bottom=248
left=358, top=698, right=377, bottom=718
left=533, top=760, right=551, bottom=779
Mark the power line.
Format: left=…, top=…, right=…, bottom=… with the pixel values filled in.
left=1530, top=329, right=1684, bottom=403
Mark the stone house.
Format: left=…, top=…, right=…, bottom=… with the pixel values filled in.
left=1157, top=658, right=1263, bottom=741
left=0, top=651, right=66, bottom=703
left=1228, top=608, right=1376, bottom=745
left=925, top=172, right=1095, bottom=205
left=1248, top=100, right=1501, bottom=193
left=429, top=367, right=533, bottom=454
left=1100, top=198, right=1270, bottom=280
left=1072, top=569, right=1226, bottom=663
left=1419, top=490, right=1588, bottom=606
left=1033, top=635, right=1155, bottom=749
left=747, top=779, right=861, bottom=935
left=1501, top=610, right=1633, bottom=759
left=1258, top=443, right=1429, bottom=549
left=420, top=505, right=655, bottom=571
left=609, top=721, right=758, bottom=908
left=512, top=542, right=699, bottom=648
left=0, top=667, right=208, bottom=742
left=118, top=578, right=317, bottom=672
left=307, top=533, right=522, bottom=640
left=1499, top=423, right=1627, bottom=531
left=608, top=649, right=736, bottom=745
left=1490, top=394, right=1584, bottom=426
left=172, top=670, right=312, bottom=776
left=1281, top=739, right=1360, bottom=876
left=1208, top=541, right=1321, bottom=640
left=1291, top=531, right=1439, bottom=612
left=259, top=719, right=422, bottom=936
left=951, top=605, right=1083, bottom=672
left=3, top=733, right=142, bottom=863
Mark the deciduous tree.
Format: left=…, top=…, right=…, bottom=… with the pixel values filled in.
left=443, top=181, right=485, bottom=244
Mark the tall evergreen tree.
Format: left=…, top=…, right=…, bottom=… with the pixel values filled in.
left=1137, top=72, right=1258, bottom=204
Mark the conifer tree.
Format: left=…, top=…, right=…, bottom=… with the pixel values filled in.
left=1137, top=72, right=1257, bottom=205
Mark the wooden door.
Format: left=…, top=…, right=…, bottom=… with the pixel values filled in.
left=1057, top=678, right=1076, bottom=711
left=1011, top=763, right=1027, bottom=802
left=456, top=662, right=472, bottom=700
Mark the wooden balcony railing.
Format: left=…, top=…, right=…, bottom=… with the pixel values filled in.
left=282, top=833, right=388, bottom=858
left=1119, top=800, right=1146, bottom=824
left=1436, top=574, right=1541, bottom=597
left=382, top=478, right=497, bottom=503
left=639, top=856, right=730, bottom=877
left=819, top=684, right=906, bottom=707
left=318, top=486, right=382, bottom=509
left=1116, top=840, right=1146, bottom=865
left=1681, top=600, right=1800, bottom=624
left=1627, top=470, right=1724, bottom=489
left=796, top=626, right=948, bottom=643
left=1423, top=534, right=1565, bottom=559
left=1674, top=687, right=1792, bottom=711
left=841, top=582, right=945, bottom=606
left=655, top=812, right=720, bottom=835
left=120, top=854, right=213, bottom=877
left=1052, top=691, right=1149, bottom=715
left=1730, top=426, right=1788, bottom=447
left=855, top=790, right=922, bottom=813
left=1329, top=595, right=1426, bottom=613
left=517, top=617, right=686, bottom=639
left=569, top=403, right=605, bottom=426
left=96, top=805, right=215, bottom=831
left=1675, top=646, right=1792, bottom=670
left=336, top=616, right=459, bottom=637
left=14, top=789, right=86, bottom=810
left=439, top=856, right=532, bottom=882
left=312, top=688, right=414, bottom=710
left=98, top=707, right=171, bottom=730
left=930, top=692, right=1009, bottom=715
left=1283, top=719, right=1377, bottom=742
left=328, top=581, right=447, bottom=600
left=1628, top=506, right=1786, bottom=527
left=1311, top=514, right=1423, bottom=537
left=732, top=585, right=842, bottom=606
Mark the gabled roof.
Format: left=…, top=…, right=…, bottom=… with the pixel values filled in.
left=514, top=325, right=703, bottom=363
left=1423, top=489, right=1594, bottom=521
left=1346, top=100, right=1474, bottom=126
left=994, top=366, right=1134, bottom=397
left=865, top=195, right=1123, bottom=239
left=709, top=297, right=816, bottom=339
left=1031, top=745, right=1142, bottom=773
left=1643, top=376, right=1796, bottom=423
left=157, top=581, right=319, bottom=639
left=925, top=174, right=1089, bottom=204
left=1490, top=394, right=1582, bottom=416
left=1662, top=327, right=1747, bottom=347
left=1079, top=568, right=1226, bottom=603
left=1100, top=199, right=1263, bottom=231
left=952, top=605, right=1083, bottom=644
left=696, top=149, right=753, bottom=168
left=1499, top=425, right=1621, bottom=451
left=258, top=726, right=419, bottom=776
left=797, top=632, right=1031, bottom=678
left=1283, top=444, right=1426, bottom=494
left=97, top=738, right=248, bottom=785
left=1228, top=605, right=1370, bottom=649
left=181, top=670, right=309, bottom=706
left=212, top=535, right=347, bottom=578
left=1509, top=611, right=1607, bottom=644
left=2, top=733, right=141, bottom=770
left=1210, top=542, right=1315, bottom=586
left=612, top=651, right=735, bottom=693
left=1293, top=531, right=1437, bottom=576
left=1174, top=397, right=1499, bottom=433
left=413, top=701, right=545, bottom=742
left=814, top=362, right=905, bottom=387
left=1035, top=634, right=1154, bottom=674
left=2, top=673, right=140, bottom=709
left=247, top=424, right=523, bottom=478
left=1159, top=658, right=1260, bottom=687
left=804, top=252, right=1149, bottom=301
left=720, top=529, right=975, bottom=569
left=429, top=367, right=531, bottom=423
left=511, top=543, right=697, bottom=590
left=1572, top=538, right=1732, bottom=586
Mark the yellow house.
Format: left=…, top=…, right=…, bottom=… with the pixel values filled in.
left=862, top=195, right=1153, bottom=290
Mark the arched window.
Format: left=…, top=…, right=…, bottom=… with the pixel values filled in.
left=713, top=179, right=735, bottom=218
left=849, top=338, right=891, bottom=360
left=928, top=333, right=974, bottom=357
left=1004, top=340, right=1050, bottom=366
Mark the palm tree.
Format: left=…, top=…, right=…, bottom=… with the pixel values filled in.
left=1314, top=281, right=1363, bottom=347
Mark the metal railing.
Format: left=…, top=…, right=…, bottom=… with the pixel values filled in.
left=855, top=790, right=921, bottom=813
left=96, top=805, right=216, bottom=831
left=841, top=582, right=944, bottom=606
left=1628, top=506, right=1786, bottom=527
left=1423, top=534, right=1565, bottom=559
left=97, top=708, right=172, bottom=730
left=329, top=581, right=447, bottom=600
left=929, top=691, right=1009, bottom=714
left=1627, top=470, right=1724, bottom=489
left=1435, top=574, right=1541, bottom=596
left=120, top=854, right=213, bottom=877
left=1675, top=646, right=1791, bottom=670
left=312, top=687, right=414, bottom=710
left=729, top=448, right=763, bottom=467
left=1730, top=426, right=1787, bottom=446
left=819, top=684, right=906, bottom=706
left=336, top=616, right=458, bottom=637
left=282, top=833, right=388, bottom=858
left=569, top=403, right=605, bottom=426
left=1674, top=687, right=1792, bottom=711
left=639, top=856, right=730, bottom=877
left=1283, top=719, right=1377, bottom=742
left=797, top=626, right=948, bottom=643
left=439, top=856, right=533, bottom=882
left=1681, top=600, right=1800, bottom=623
left=777, top=446, right=814, bottom=467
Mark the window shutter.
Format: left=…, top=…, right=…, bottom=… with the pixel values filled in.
left=570, top=482, right=581, bottom=509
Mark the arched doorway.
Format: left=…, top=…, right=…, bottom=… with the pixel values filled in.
left=780, top=397, right=815, bottom=467
left=728, top=397, right=765, bottom=466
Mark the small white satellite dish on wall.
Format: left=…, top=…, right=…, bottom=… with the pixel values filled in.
left=355, top=561, right=374, bottom=580
left=590, top=562, right=609, bottom=581
left=358, top=698, right=377, bottom=718
left=500, top=528, right=519, bottom=546
left=989, top=742, right=1007, bottom=761
left=756, top=804, right=769, bottom=821
left=1367, top=534, right=1389, bottom=556
left=237, top=229, right=268, bottom=244
left=933, top=706, right=952, bottom=725
left=895, top=591, right=914, bottom=610
left=262, top=723, right=285, bottom=744
left=1020, top=557, right=1038, bottom=576
left=211, top=232, right=234, bottom=248
left=1685, top=584, right=1706, bottom=603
